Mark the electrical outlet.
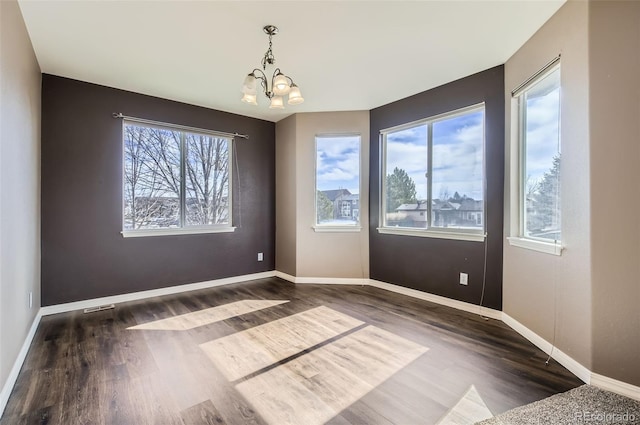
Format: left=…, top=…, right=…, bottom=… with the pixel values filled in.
left=459, top=273, right=468, bottom=285
left=29, top=291, right=33, bottom=308
left=257, top=252, right=264, bottom=262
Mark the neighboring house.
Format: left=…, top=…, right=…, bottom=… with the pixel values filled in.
left=433, top=198, right=483, bottom=228
left=322, top=189, right=351, bottom=203
left=388, top=201, right=429, bottom=227
left=336, top=193, right=359, bottom=221
left=321, top=189, right=360, bottom=222
left=388, top=199, right=483, bottom=228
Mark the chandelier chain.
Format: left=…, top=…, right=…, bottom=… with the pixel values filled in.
left=262, top=34, right=275, bottom=70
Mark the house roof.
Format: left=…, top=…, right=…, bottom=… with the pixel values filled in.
left=321, top=189, right=351, bottom=202
left=339, top=194, right=359, bottom=201
left=396, top=202, right=429, bottom=211
left=396, top=199, right=483, bottom=212
left=459, top=199, right=483, bottom=211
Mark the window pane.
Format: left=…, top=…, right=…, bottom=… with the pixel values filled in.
left=124, top=124, right=181, bottom=229
left=523, top=68, right=561, bottom=241
left=384, top=124, right=427, bottom=228
left=315, top=136, right=360, bottom=226
left=185, top=134, right=230, bottom=226
left=432, top=110, right=484, bottom=230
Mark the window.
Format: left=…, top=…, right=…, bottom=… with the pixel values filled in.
left=315, top=135, right=361, bottom=229
left=380, top=105, right=485, bottom=239
left=516, top=66, right=561, bottom=244
left=123, top=120, right=233, bottom=236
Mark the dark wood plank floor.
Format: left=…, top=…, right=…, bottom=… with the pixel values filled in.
left=1, top=278, right=582, bottom=425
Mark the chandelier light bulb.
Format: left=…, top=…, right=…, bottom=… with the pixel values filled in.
left=273, top=73, right=291, bottom=96
left=287, top=84, right=304, bottom=105
left=242, top=74, right=257, bottom=95
left=269, top=96, right=284, bottom=109
left=241, top=93, right=258, bottom=105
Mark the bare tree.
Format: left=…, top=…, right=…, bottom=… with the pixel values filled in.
left=185, top=134, right=229, bottom=225
left=124, top=124, right=230, bottom=229
left=438, top=186, right=451, bottom=202
left=525, top=175, right=540, bottom=200
left=124, top=126, right=180, bottom=229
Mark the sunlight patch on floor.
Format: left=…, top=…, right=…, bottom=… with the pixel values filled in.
left=127, top=299, right=289, bottom=331
left=436, top=384, right=493, bottom=425
left=199, top=306, right=363, bottom=381
left=235, top=325, right=428, bottom=425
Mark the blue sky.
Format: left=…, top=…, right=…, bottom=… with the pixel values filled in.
left=316, top=135, right=360, bottom=194
left=315, top=82, right=559, bottom=202
left=525, top=81, right=561, bottom=185
left=386, top=110, right=484, bottom=201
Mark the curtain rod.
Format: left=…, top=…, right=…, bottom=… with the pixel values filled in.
left=112, top=113, right=249, bottom=140
left=511, top=54, right=561, bottom=97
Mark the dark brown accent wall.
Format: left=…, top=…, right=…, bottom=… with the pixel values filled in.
left=41, top=75, right=275, bottom=306
left=369, top=66, right=504, bottom=310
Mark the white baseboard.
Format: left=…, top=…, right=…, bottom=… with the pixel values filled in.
left=275, top=272, right=368, bottom=285
left=0, top=309, right=43, bottom=418
left=40, top=271, right=276, bottom=316
left=368, top=279, right=503, bottom=320
left=274, top=271, right=367, bottom=286
left=296, top=277, right=369, bottom=285
left=502, top=313, right=592, bottom=384
left=275, top=275, right=499, bottom=320
left=591, top=373, right=640, bottom=401
left=274, top=271, right=296, bottom=283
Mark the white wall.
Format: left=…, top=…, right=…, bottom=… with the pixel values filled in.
left=275, top=111, right=370, bottom=279
left=0, top=0, right=41, bottom=390
left=503, top=1, right=592, bottom=368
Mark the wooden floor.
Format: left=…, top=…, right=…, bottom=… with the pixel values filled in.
left=1, top=278, right=583, bottom=425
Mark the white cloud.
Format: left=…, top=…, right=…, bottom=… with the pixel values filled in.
left=385, top=120, right=485, bottom=200
left=525, top=89, right=560, bottom=180
left=431, top=124, right=484, bottom=200
left=386, top=140, right=428, bottom=199
left=317, top=136, right=361, bottom=193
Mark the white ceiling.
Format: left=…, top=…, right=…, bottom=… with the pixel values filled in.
left=18, top=0, right=564, bottom=123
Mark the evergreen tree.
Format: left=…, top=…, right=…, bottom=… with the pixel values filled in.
left=316, top=190, right=334, bottom=223
left=528, top=154, right=561, bottom=234
left=386, top=167, right=417, bottom=212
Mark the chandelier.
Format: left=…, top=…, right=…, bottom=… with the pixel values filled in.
left=241, top=25, right=304, bottom=109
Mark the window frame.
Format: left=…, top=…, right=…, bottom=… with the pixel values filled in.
left=121, top=119, right=235, bottom=238
left=508, top=62, right=562, bottom=255
left=313, top=133, right=362, bottom=233
left=378, top=103, right=486, bottom=242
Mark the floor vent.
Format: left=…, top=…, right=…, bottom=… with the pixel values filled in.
left=83, top=304, right=115, bottom=314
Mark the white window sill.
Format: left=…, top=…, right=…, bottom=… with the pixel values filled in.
left=377, top=227, right=485, bottom=242
left=507, top=237, right=563, bottom=256
left=313, top=225, right=362, bottom=233
left=122, top=227, right=236, bottom=238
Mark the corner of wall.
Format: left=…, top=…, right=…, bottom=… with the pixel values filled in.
left=275, top=114, right=298, bottom=276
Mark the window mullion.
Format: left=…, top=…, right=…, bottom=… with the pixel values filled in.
left=180, top=132, right=187, bottom=228
left=426, top=123, right=433, bottom=229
